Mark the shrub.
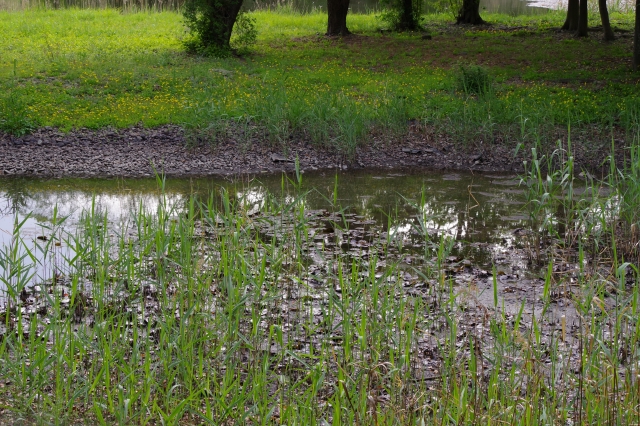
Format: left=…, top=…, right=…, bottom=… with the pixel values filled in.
left=182, top=0, right=252, bottom=57
left=379, top=0, right=424, bottom=31
left=0, top=91, right=36, bottom=136
left=230, top=11, right=257, bottom=53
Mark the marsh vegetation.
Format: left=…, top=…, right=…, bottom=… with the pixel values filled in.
left=0, top=142, right=639, bottom=423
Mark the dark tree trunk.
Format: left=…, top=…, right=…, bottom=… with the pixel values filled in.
left=635, top=0, right=640, bottom=70
left=456, top=0, right=485, bottom=25
left=577, top=0, right=588, bottom=37
left=562, top=0, right=579, bottom=31
left=327, top=0, right=351, bottom=36
left=598, top=0, right=615, bottom=40
left=398, top=0, right=416, bottom=30
left=224, top=1, right=244, bottom=46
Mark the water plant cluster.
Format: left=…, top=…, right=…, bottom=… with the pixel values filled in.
left=0, top=9, right=639, bottom=153
left=1, top=143, right=640, bottom=423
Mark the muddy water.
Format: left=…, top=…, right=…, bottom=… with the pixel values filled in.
left=2, top=169, right=602, bottom=341
left=0, top=170, right=528, bottom=287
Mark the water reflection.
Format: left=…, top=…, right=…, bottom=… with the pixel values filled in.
left=0, top=172, right=529, bottom=241
left=0, top=171, right=529, bottom=287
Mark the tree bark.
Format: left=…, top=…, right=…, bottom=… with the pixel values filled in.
left=399, top=0, right=416, bottom=30
left=456, top=0, right=485, bottom=25
left=577, top=0, right=588, bottom=37
left=327, top=0, right=351, bottom=36
left=224, top=1, right=244, bottom=46
left=634, top=0, right=640, bottom=70
left=598, top=0, right=615, bottom=40
left=562, top=0, right=579, bottom=31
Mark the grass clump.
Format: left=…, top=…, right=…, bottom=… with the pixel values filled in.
left=0, top=89, right=37, bottom=136
left=454, top=62, right=493, bottom=96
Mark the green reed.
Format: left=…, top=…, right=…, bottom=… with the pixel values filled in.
left=1, top=160, right=640, bottom=423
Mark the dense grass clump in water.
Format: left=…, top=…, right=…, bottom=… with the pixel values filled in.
left=1, top=8, right=640, bottom=154
left=1, top=151, right=640, bottom=423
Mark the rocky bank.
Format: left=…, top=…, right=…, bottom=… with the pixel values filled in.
left=0, top=125, right=616, bottom=178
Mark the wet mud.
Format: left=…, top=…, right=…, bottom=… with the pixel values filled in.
left=0, top=124, right=616, bottom=178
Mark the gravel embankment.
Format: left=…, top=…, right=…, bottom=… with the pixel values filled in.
left=0, top=125, right=614, bottom=178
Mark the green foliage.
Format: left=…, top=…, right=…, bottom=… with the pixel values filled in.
left=445, top=0, right=462, bottom=17
left=0, top=90, right=36, bottom=136
left=424, top=0, right=457, bottom=16
left=454, top=63, right=493, bottom=96
left=621, top=136, right=640, bottom=225
left=378, top=0, right=424, bottom=31
left=231, top=11, right=257, bottom=53
left=182, top=0, right=245, bottom=57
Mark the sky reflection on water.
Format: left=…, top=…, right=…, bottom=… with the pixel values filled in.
left=0, top=171, right=528, bottom=294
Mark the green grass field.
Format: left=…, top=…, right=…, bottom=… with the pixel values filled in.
left=1, top=8, right=639, bottom=152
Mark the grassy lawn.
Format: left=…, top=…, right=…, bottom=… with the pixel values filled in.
left=1, top=8, right=640, bottom=152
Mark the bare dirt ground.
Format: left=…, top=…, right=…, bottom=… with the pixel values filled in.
left=0, top=124, right=618, bottom=178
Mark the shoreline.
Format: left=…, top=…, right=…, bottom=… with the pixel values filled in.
left=0, top=124, right=619, bottom=179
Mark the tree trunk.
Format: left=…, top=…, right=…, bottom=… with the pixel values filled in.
left=399, top=0, right=416, bottom=30
left=634, top=0, right=640, bottom=70
left=577, top=0, right=588, bottom=37
left=327, top=0, right=351, bottom=36
left=598, top=0, right=615, bottom=40
left=224, top=1, right=244, bottom=46
left=456, top=0, right=484, bottom=25
left=562, top=0, right=579, bottom=31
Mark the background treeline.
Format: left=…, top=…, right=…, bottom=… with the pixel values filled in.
left=0, top=0, right=185, bottom=10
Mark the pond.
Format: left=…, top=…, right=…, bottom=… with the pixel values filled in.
left=1, top=168, right=637, bottom=424
left=0, top=170, right=528, bottom=293
left=5, top=168, right=574, bottom=360
left=1, top=168, right=621, bottom=323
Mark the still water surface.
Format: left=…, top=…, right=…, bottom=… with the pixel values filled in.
left=0, top=171, right=528, bottom=293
